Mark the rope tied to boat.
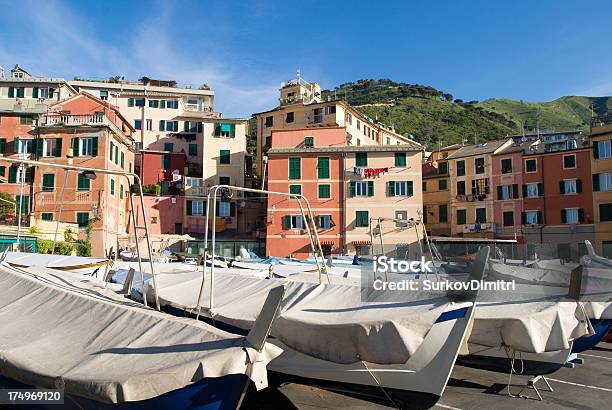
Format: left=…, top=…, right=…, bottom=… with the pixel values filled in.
left=360, top=359, right=400, bottom=409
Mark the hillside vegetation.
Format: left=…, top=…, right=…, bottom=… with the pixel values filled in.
left=321, top=79, right=612, bottom=148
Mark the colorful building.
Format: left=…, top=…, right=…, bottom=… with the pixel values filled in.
left=590, top=115, right=612, bottom=257
left=0, top=64, right=75, bottom=104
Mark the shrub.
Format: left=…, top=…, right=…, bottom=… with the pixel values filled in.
left=142, top=184, right=161, bottom=196
left=74, top=240, right=92, bottom=257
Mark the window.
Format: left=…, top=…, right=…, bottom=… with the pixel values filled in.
left=286, top=112, right=294, bottom=123
left=313, top=108, right=323, bottom=123
left=318, top=215, right=332, bottom=229
left=188, top=144, right=198, bottom=156
left=39, top=88, right=50, bottom=99
left=474, top=157, right=485, bottom=174
left=525, top=158, right=537, bottom=173
left=146, top=119, right=153, bottom=131
left=600, top=204, right=612, bottom=222
left=151, top=216, right=158, bottom=224
left=41, top=213, right=53, bottom=221
left=501, top=158, right=512, bottom=173
left=135, top=98, right=145, bottom=107
left=219, top=202, right=231, bottom=217
left=219, top=176, right=230, bottom=185
left=79, top=138, right=93, bottom=156
left=148, top=99, right=159, bottom=108
left=318, top=184, right=331, bottom=199
left=317, top=157, right=330, bottom=178
left=0, top=138, right=6, bottom=154
left=594, top=172, right=612, bottom=192
left=120, top=184, right=124, bottom=199
left=499, top=185, right=511, bottom=200
left=355, top=152, right=368, bottom=167
left=471, top=178, right=490, bottom=196
left=42, top=138, right=60, bottom=157
left=120, top=152, right=125, bottom=169
left=17, top=139, right=33, bottom=155
left=456, top=180, right=466, bottom=196
left=164, top=142, right=174, bottom=152
left=456, top=160, right=465, bottom=176
left=8, top=87, right=25, bottom=98
left=562, top=179, right=578, bottom=195
left=503, top=211, right=514, bottom=227
left=289, top=157, right=300, bottom=179
left=166, top=100, right=179, bottom=109
left=109, top=142, right=114, bottom=161
left=110, top=178, right=115, bottom=196
left=475, top=208, right=487, bottom=223
left=456, top=209, right=467, bottom=225
left=392, top=181, right=414, bottom=197
left=162, top=154, right=171, bottom=170
left=524, top=211, right=540, bottom=225
left=422, top=181, right=427, bottom=192
left=353, top=181, right=370, bottom=197
left=563, top=154, right=576, bottom=169
left=438, top=179, right=447, bottom=190
left=77, top=174, right=90, bottom=191
left=355, top=211, right=369, bottom=227
left=595, top=140, right=612, bottom=159
left=219, top=149, right=231, bottom=164
left=386, top=137, right=391, bottom=145
left=265, top=116, right=273, bottom=127
left=525, top=183, right=539, bottom=198
left=165, top=121, right=179, bottom=132
left=394, top=152, right=407, bottom=167
left=134, top=119, right=142, bottom=130
left=562, top=208, right=579, bottom=224
left=395, top=211, right=408, bottom=226
left=324, top=105, right=336, bottom=115
left=304, top=136, right=314, bottom=148
left=439, top=205, right=448, bottom=223
left=99, top=90, right=108, bottom=101
left=114, top=145, right=119, bottom=165
left=289, top=185, right=301, bottom=196
left=191, top=200, right=204, bottom=216
left=76, top=212, right=90, bottom=227
left=281, top=215, right=303, bottom=230
left=42, top=174, right=54, bottom=192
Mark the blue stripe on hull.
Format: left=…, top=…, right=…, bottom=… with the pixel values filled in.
left=572, top=319, right=612, bottom=354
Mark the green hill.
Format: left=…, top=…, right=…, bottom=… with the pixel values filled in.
left=321, top=79, right=612, bottom=148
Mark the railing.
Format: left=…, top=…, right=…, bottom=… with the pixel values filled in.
left=75, top=191, right=92, bottom=202
left=456, top=194, right=488, bottom=202
left=35, top=192, right=55, bottom=205
left=461, top=223, right=496, bottom=233
left=43, top=114, right=107, bottom=126
left=592, top=114, right=612, bottom=127
left=185, top=186, right=207, bottom=197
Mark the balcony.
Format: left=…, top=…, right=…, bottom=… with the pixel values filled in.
left=460, top=223, right=496, bottom=234
left=456, top=194, right=488, bottom=202
left=423, top=162, right=449, bottom=178
left=43, top=114, right=108, bottom=126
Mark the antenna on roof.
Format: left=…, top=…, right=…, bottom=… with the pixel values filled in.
left=297, top=68, right=301, bottom=82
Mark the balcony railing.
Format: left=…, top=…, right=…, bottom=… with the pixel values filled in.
left=592, top=114, right=612, bottom=127
left=43, top=114, right=108, bottom=126
left=460, top=223, right=496, bottom=233
left=75, top=191, right=92, bottom=202
left=456, top=194, right=488, bottom=202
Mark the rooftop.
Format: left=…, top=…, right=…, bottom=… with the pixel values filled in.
left=446, top=139, right=511, bottom=159
left=69, top=80, right=214, bottom=96
left=267, top=144, right=422, bottom=155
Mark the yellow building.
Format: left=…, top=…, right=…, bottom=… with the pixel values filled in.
left=446, top=139, right=512, bottom=237
left=590, top=116, right=612, bottom=257
left=253, top=76, right=417, bottom=179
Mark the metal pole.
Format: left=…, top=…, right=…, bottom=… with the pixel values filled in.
left=16, top=164, right=25, bottom=251
left=138, top=174, right=160, bottom=311
left=126, top=178, right=147, bottom=308
left=51, top=169, right=69, bottom=255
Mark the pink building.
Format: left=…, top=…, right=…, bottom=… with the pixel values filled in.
left=270, top=126, right=348, bottom=149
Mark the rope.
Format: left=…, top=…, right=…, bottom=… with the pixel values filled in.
left=360, top=360, right=400, bottom=409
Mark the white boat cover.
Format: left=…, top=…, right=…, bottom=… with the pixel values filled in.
left=4, top=251, right=109, bottom=270
left=0, top=263, right=280, bottom=403
left=148, top=269, right=451, bottom=365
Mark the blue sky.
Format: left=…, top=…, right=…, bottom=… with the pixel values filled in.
left=1, top=0, right=611, bottom=117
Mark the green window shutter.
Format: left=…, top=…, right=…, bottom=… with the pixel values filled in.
left=71, top=138, right=79, bottom=157
left=0, top=166, right=5, bottom=179
left=162, top=154, right=171, bottom=169
left=230, top=202, right=236, bottom=217
left=289, top=158, right=301, bottom=179
left=0, top=138, right=6, bottom=153
left=356, top=152, right=368, bottom=167
left=318, top=184, right=330, bottom=199
left=42, top=213, right=53, bottom=221
left=120, top=184, right=124, bottom=199
left=8, top=87, right=14, bottom=98
left=289, top=185, right=301, bottom=196
left=220, top=149, right=231, bottom=164
left=559, top=181, right=565, bottom=194
left=317, top=157, right=330, bottom=178
left=110, top=179, right=115, bottom=195
left=282, top=215, right=291, bottom=230
left=109, top=141, right=114, bottom=159
left=593, top=174, right=600, bottom=192
left=184, top=121, right=190, bottom=132
left=164, top=142, right=174, bottom=152
left=120, top=152, right=125, bottom=168
left=561, top=209, right=567, bottom=223
left=356, top=211, right=369, bottom=227
left=394, top=152, right=406, bottom=167
left=128, top=98, right=134, bottom=107
left=214, top=124, right=221, bottom=137
left=174, top=121, right=179, bottom=131
left=8, top=165, right=17, bottom=183
left=229, top=123, right=236, bottom=137
left=32, top=87, right=38, bottom=98
left=197, top=122, right=203, bottom=133
left=42, top=174, right=55, bottom=192
left=77, top=212, right=90, bottom=227
left=77, top=174, right=90, bottom=191
left=16, top=195, right=29, bottom=214
left=189, top=144, right=197, bottom=156
left=407, top=181, right=413, bottom=196
left=160, top=100, right=166, bottom=109
left=367, top=181, right=374, bottom=196
left=186, top=200, right=193, bottom=215
left=349, top=181, right=356, bottom=197
left=159, top=120, right=165, bottom=131
left=115, top=146, right=119, bottom=164
left=55, top=138, right=62, bottom=157
left=36, top=138, right=43, bottom=157
left=387, top=181, right=395, bottom=196
left=92, top=137, right=98, bottom=156
left=13, top=137, right=19, bottom=154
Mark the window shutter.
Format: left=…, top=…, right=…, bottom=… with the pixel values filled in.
left=282, top=215, right=291, bottom=230
left=537, top=183, right=544, bottom=196
left=36, top=138, right=43, bottom=157
left=32, top=87, right=38, bottom=98
left=561, top=209, right=567, bottom=223
left=174, top=121, right=179, bottom=131
left=186, top=200, right=192, bottom=216
left=115, top=145, right=119, bottom=164
left=521, top=212, right=526, bottom=224
left=197, top=122, right=203, bottom=133
left=367, top=181, right=374, bottom=196
left=92, top=137, right=98, bottom=156
left=537, top=211, right=543, bottom=224
left=349, top=181, right=356, bottom=197
left=0, top=138, right=6, bottom=153
left=576, top=179, right=582, bottom=193
left=512, top=184, right=519, bottom=198
left=230, top=202, right=236, bottom=217
left=159, top=120, right=165, bottom=131
left=25, top=167, right=34, bottom=183
left=578, top=208, right=585, bottom=222
left=0, top=166, right=4, bottom=178
left=8, top=87, right=14, bottom=98
left=160, top=100, right=166, bottom=109
left=184, top=121, right=189, bottom=132
left=54, top=138, right=62, bottom=157
left=407, top=181, right=413, bottom=196
left=13, top=137, right=19, bottom=153
left=128, top=98, right=134, bottom=107
left=497, top=186, right=503, bottom=200
left=559, top=181, right=565, bottom=194
left=71, top=138, right=79, bottom=157
left=8, top=166, right=17, bottom=183
left=593, top=141, right=599, bottom=159
left=120, top=152, right=125, bottom=168
left=593, top=174, right=600, bottom=192
left=387, top=181, right=395, bottom=196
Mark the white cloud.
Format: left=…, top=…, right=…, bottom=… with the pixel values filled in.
left=574, top=81, right=612, bottom=97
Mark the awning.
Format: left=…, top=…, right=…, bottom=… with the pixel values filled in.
left=352, top=240, right=371, bottom=246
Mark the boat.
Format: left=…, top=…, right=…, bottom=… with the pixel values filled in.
left=0, top=261, right=284, bottom=409
left=2, top=251, right=110, bottom=276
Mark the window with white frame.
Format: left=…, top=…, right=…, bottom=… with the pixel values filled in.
left=318, top=215, right=332, bottom=229
left=599, top=172, right=612, bottom=191
left=355, top=181, right=368, bottom=197
left=563, top=179, right=577, bottom=194
left=192, top=200, right=204, bottom=216
left=525, top=211, right=539, bottom=225
left=99, top=90, right=109, bottom=101
left=15, top=166, right=27, bottom=183
left=43, top=138, right=57, bottom=157
left=39, top=88, right=50, bottom=99
left=146, top=119, right=152, bottom=131
left=219, top=202, right=230, bottom=217
left=597, top=140, right=611, bottom=159
left=18, top=139, right=33, bottom=155
left=501, top=185, right=511, bottom=200
left=526, top=183, right=539, bottom=198
left=80, top=138, right=93, bottom=156
left=565, top=208, right=579, bottom=223
left=395, top=181, right=410, bottom=196
left=291, top=215, right=303, bottom=229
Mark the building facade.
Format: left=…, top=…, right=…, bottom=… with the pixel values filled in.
left=0, top=65, right=75, bottom=105
left=590, top=115, right=612, bottom=257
